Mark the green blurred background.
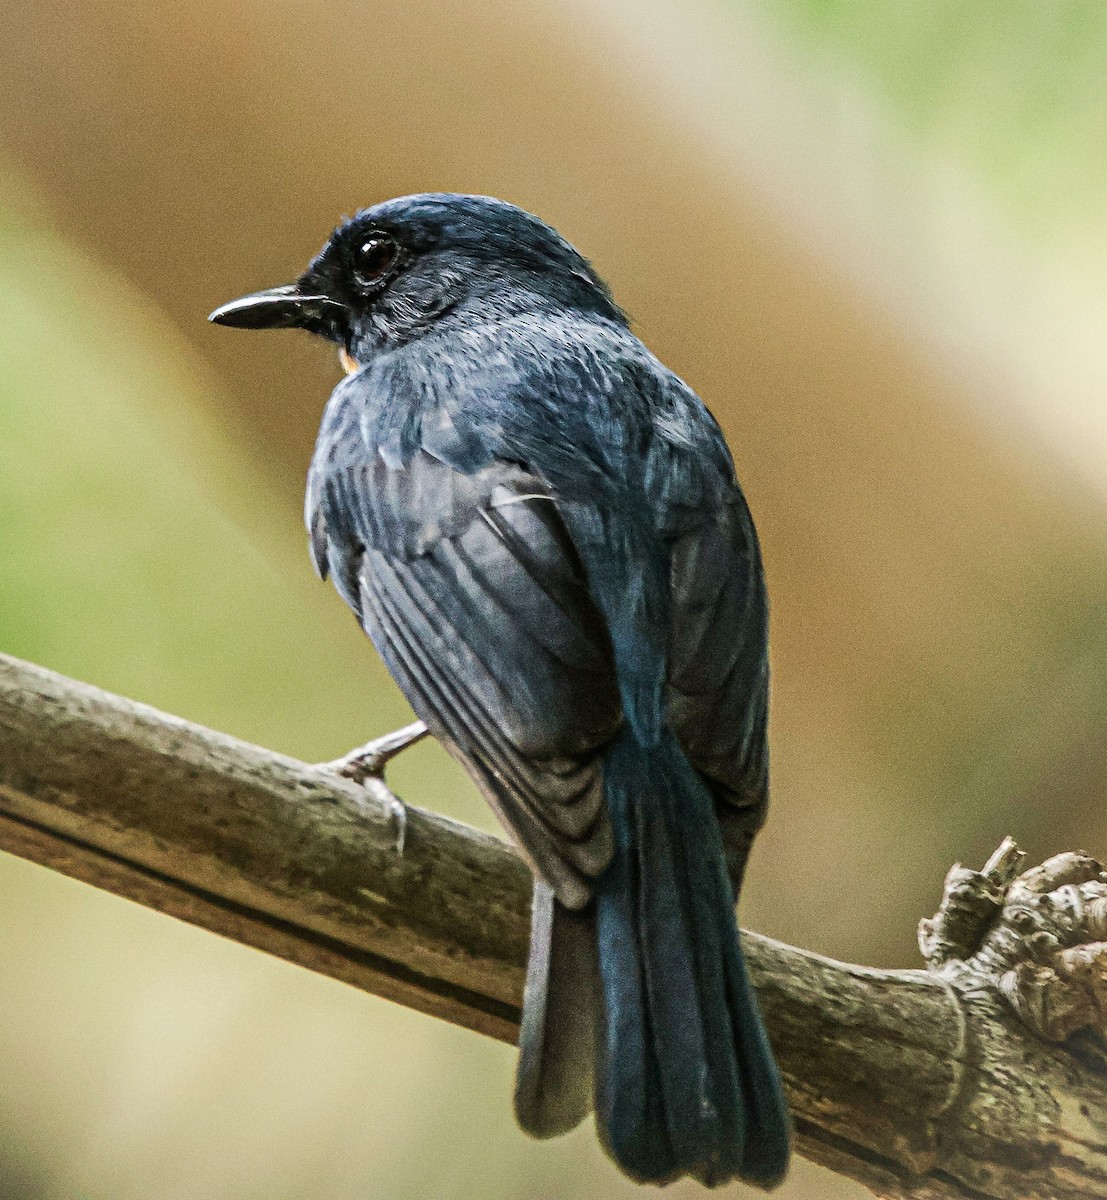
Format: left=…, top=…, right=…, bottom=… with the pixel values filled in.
left=2, top=1, right=1106, bottom=1196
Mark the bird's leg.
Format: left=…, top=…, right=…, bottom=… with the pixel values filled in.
left=323, top=720, right=430, bottom=781
left=317, top=720, right=429, bottom=852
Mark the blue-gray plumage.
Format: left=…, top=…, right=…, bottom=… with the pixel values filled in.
left=209, top=193, right=791, bottom=1188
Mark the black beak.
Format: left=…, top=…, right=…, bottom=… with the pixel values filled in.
left=208, top=284, right=340, bottom=330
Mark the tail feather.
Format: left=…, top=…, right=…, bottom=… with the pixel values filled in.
left=596, top=728, right=790, bottom=1188
left=514, top=881, right=597, bottom=1138
left=726, top=944, right=793, bottom=1187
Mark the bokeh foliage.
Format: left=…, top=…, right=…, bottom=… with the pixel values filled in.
left=774, top=0, right=1107, bottom=241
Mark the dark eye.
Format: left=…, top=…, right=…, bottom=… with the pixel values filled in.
left=352, top=235, right=398, bottom=287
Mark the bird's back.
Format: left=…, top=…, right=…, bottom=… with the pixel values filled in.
left=307, top=309, right=768, bottom=829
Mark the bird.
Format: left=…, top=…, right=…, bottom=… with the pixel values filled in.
left=209, top=193, right=791, bottom=1188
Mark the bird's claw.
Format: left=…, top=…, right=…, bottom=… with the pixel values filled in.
left=358, top=774, right=408, bottom=853
left=317, top=720, right=428, bottom=854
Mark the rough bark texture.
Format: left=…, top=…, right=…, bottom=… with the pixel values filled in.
left=0, top=652, right=1105, bottom=1198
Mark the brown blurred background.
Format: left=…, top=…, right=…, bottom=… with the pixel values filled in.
left=2, top=1, right=1106, bottom=1197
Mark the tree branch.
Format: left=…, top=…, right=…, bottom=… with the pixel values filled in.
left=0, top=652, right=1104, bottom=1199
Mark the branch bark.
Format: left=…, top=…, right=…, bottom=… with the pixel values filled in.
left=0, top=651, right=1104, bottom=1199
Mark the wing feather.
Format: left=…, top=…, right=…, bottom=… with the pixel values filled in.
left=312, top=409, right=620, bottom=907
left=666, top=493, right=770, bottom=885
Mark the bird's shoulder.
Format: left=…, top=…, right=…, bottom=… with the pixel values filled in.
left=305, top=311, right=754, bottom=594
left=321, top=312, right=739, bottom=494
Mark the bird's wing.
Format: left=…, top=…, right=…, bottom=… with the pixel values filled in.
left=307, top=374, right=621, bottom=909
left=665, top=487, right=770, bottom=887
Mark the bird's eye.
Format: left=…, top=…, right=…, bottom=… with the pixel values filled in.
left=352, top=236, right=398, bottom=287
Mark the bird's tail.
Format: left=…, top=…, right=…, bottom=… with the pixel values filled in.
left=514, top=728, right=790, bottom=1186
left=595, top=726, right=790, bottom=1187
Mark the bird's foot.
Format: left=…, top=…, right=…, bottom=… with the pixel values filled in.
left=317, top=720, right=429, bottom=853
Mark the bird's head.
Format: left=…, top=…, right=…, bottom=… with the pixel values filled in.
left=209, top=193, right=624, bottom=370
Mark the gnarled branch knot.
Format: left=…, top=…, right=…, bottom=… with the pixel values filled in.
left=920, top=837, right=1107, bottom=1044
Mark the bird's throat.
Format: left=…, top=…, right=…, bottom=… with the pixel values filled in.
left=340, top=349, right=360, bottom=376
